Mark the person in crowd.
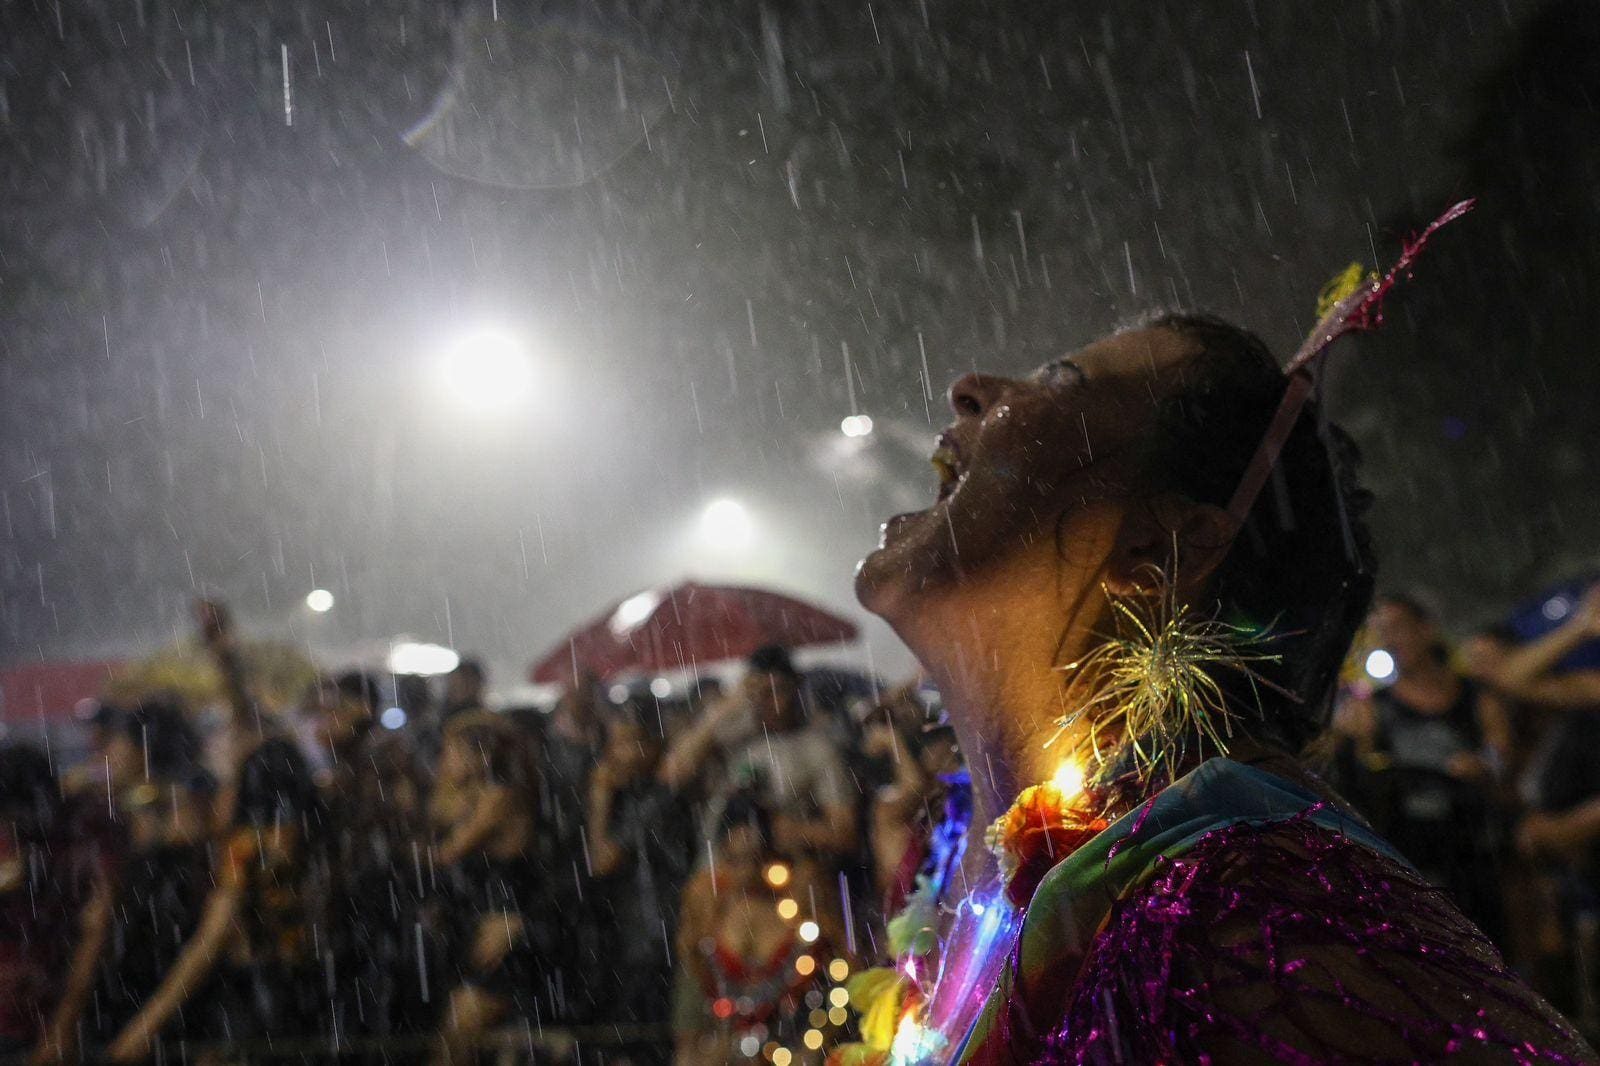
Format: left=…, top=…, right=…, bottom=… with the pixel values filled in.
left=442, top=659, right=490, bottom=721
left=859, top=702, right=963, bottom=917
left=1331, top=592, right=1511, bottom=938
left=1494, top=584, right=1600, bottom=714
left=107, top=736, right=324, bottom=1061
left=430, top=710, right=541, bottom=1063
left=1490, top=584, right=1600, bottom=1018
left=330, top=730, right=433, bottom=1043
left=661, top=647, right=858, bottom=932
left=2, top=744, right=116, bottom=1065
left=88, top=700, right=217, bottom=1054
left=307, top=670, right=382, bottom=788
left=848, top=314, right=1589, bottom=1060
left=1333, top=593, right=1510, bottom=778
left=532, top=671, right=608, bottom=1022
left=587, top=699, right=695, bottom=1033
left=672, top=791, right=832, bottom=1066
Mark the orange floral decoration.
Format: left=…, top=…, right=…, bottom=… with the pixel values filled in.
left=985, top=783, right=1109, bottom=908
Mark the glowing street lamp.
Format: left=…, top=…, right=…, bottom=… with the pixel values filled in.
left=700, top=498, right=753, bottom=550
left=1365, top=649, right=1396, bottom=682
left=840, top=414, right=874, bottom=438
left=387, top=641, right=460, bottom=676
left=440, top=328, right=533, bottom=410
left=306, top=588, right=335, bottom=613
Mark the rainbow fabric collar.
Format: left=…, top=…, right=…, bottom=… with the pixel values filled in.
left=952, top=757, right=1405, bottom=1063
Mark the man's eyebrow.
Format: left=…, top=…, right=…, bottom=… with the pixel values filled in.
left=1050, top=357, right=1087, bottom=382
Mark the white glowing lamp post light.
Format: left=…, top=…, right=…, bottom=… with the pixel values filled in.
left=440, top=328, right=533, bottom=410
left=388, top=641, right=460, bottom=676
left=840, top=414, right=874, bottom=438
left=306, top=589, right=335, bottom=613
left=699, top=498, right=754, bottom=550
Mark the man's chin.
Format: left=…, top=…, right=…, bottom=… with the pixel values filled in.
left=854, top=510, right=940, bottom=621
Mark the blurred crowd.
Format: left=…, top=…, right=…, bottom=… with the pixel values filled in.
left=4, top=584, right=1600, bottom=1064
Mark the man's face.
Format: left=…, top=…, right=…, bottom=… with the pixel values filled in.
left=746, top=670, right=801, bottom=732
left=446, top=670, right=480, bottom=706
left=312, top=690, right=370, bottom=752
left=855, top=327, right=1203, bottom=623
left=1371, top=602, right=1436, bottom=672
left=604, top=720, right=661, bottom=778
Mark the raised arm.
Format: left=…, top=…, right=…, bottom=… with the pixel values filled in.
left=658, top=687, right=746, bottom=792
left=31, top=875, right=115, bottom=1066
left=436, top=786, right=515, bottom=866
left=107, top=882, right=244, bottom=1061
left=1491, top=586, right=1600, bottom=709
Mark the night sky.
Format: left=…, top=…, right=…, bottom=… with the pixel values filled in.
left=3, top=0, right=1596, bottom=688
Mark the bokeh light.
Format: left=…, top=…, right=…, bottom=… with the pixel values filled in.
left=440, top=328, right=533, bottom=410
left=1365, top=649, right=1397, bottom=682
left=840, top=413, right=874, bottom=437
left=700, top=498, right=754, bottom=550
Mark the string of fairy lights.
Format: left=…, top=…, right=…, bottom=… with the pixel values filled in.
left=716, top=859, right=857, bottom=1063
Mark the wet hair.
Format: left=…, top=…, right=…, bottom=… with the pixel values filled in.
left=1141, top=312, right=1377, bottom=751
left=450, top=658, right=486, bottom=686
left=235, top=737, right=320, bottom=829
left=334, top=670, right=383, bottom=715
left=1374, top=591, right=1451, bottom=665
left=717, top=788, right=773, bottom=849
left=114, top=698, right=206, bottom=782
left=611, top=697, right=667, bottom=742
left=747, top=644, right=799, bottom=679
left=1375, top=591, right=1435, bottom=623
left=0, top=743, right=62, bottom=839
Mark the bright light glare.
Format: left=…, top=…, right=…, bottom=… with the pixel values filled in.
left=610, top=589, right=663, bottom=637
left=840, top=414, right=874, bottom=437
left=441, top=328, right=532, bottom=410
left=798, top=920, right=820, bottom=943
left=700, top=498, right=753, bottom=549
left=388, top=641, right=460, bottom=676
left=1365, top=649, right=1396, bottom=682
left=607, top=684, right=630, bottom=704
left=306, top=588, right=334, bottom=613
left=1051, top=758, right=1085, bottom=798
left=649, top=677, right=672, bottom=699
left=380, top=707, right=407, bottom=730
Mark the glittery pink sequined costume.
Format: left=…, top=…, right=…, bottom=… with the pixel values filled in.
left=960, top=759, right=1596, bottom=1064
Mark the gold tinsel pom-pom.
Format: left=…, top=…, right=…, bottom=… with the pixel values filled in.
left=1054, top=576, right=1283, bottom=783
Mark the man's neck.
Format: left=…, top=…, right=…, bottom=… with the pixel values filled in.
left=899, top=573, right=1110, bottom=827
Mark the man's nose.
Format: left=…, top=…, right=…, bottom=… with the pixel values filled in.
left=948, top=372, right=1003, bottom=418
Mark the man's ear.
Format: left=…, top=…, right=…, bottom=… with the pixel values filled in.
left=1102, top=494, right=1238, bottom=598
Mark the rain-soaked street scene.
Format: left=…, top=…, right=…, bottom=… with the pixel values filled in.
left=5, top=0, right=1600, bottom=1062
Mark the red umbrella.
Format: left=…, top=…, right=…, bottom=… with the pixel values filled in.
left=529, top=581, right=860, bottom=684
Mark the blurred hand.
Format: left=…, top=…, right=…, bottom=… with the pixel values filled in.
left=106, top=1025, right=153, bottom=1063
left=193, top=598, right=234, bottom=651
left=1459, top=636, right=1507, bottom=683
left=1445, top=751, right=1491, bottom=783
left=589, top=760, right=620, bottom=796
left=708, top=687, right=752, bottom=726
left=591, top=837, right=626, bottom=877
left=470, top=912, right=526, bottom=972
left=860, top=722, right=894, bottom=759
left=1573, top=584, right=1600, bottom=638
left=1518, top=811, right=1585, bottom=862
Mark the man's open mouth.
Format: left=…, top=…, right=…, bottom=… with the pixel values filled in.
left=931, top=434, right=964, bottom=503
